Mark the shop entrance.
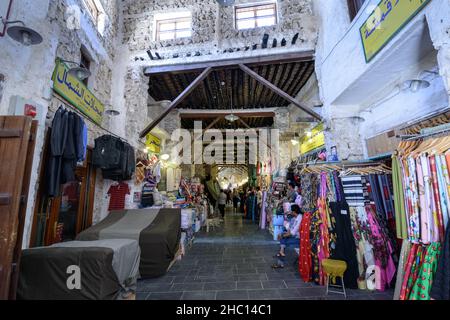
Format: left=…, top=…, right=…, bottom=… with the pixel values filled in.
left=30, top=136, right=96, bottom=247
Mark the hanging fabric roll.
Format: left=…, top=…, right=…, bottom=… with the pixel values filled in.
left=391, top=155, right=406, bottom=240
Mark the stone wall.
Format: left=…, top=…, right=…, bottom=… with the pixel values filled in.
left=121, top=0, right=317, bottom=61
left=0, top=0, right=124, bottom=248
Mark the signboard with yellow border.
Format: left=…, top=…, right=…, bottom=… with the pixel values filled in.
left=52, top=59, right=104, bottom=125
left=360, top=0, right=431, bottom=63
left=146, top=133, right=161, bottom=154
left=300, top=123, right=325, bottom=154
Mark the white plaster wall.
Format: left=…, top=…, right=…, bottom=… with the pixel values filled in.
left=313, top=0, right=450, bottom=159
left=316, top=0, right=450, bottom=106
left=1, top=0, right=61, bottom=249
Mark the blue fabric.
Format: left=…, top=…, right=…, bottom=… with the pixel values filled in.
left=81, top=120, right=88, bottom=161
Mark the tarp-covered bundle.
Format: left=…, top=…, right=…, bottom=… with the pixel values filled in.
left=17, top=239, right=140, bottom=300
left=76, top=208, right=181, bottom=278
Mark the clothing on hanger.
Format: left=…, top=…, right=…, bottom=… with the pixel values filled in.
left=107, top=181, right=130, bottom=211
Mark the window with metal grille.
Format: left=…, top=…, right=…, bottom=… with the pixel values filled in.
left=347, top=0, right=366, bottom=21
left=155, top=13, right=192, bottom=41
left=235, top=2, right=277, bottom=30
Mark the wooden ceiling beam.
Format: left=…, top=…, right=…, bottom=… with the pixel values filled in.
left=179, top=112, right=275, bottom=119
left=139, top=67, right=212, bottom=138
left=144, top=51, right=314, bottom=75
left=238, top=64, right=322, bottom=121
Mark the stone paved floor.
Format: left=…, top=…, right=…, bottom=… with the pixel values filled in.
left=136, top=211, right=394, bottom=300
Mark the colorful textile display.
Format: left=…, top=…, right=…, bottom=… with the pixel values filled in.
left=409, top=242, right=441, bottom=300
left=299, top=212, right=312, bottom=282
left=430, top=220, right=450, bottom=300
left=393, top=150, right=449, bottom=243
left=392, top=136, right=450, bottom=300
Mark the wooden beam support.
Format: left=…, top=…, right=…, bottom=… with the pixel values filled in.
left=145, top=51, right=314, bottom=75
left=237, top=117, right=272, bottom=152
left=238, top=64, right=322, bottom=121
left=180, top=111, right=275, bottom=120
left=139, top=67, right=212, bottom=138
left=192, top=116, right=224, bottom=163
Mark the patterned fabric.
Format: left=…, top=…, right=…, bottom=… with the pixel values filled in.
left=399, top=244, right=419, bottom=300
left=300, top=174, right=319, bottom=212
left=299, top=212, right=312, bottom=282
left=409, top=242, right=441, bottom=300
left=366, top=205, right=397, bottom=291
left=393, top=240, right=412, bottom=300
left=430, top=220, right=450, bottom=300
left=405, top=245, right=426, bottom=299
left=429, top=156, right=444, bottom=242
left=392, top=156, right=408, bottom=239
left=310, top=210, right=321, bottom=285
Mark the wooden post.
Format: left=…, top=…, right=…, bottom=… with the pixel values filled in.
left=139, top=67, right=212, bottom=138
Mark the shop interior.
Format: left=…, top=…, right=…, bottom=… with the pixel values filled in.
left=1, top=0, right=449, bottom=303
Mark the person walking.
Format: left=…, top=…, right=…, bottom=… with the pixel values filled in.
left=232, top=189, right=240, bottom=214
left=218, top=189, right=227, bottom=219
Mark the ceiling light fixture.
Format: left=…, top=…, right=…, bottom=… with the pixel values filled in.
left=104, top=109, right=120, bottom=116
left=160, top=153, right=170, bottom=161
left=404, top=79, right=431, bottom=93
left=290, top=133, right=300, bottom=146
left=3, top=19, right=43, bottom=46
left=225, top=113, right=239, bottom=122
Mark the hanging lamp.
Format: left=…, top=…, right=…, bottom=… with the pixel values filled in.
left=225, top=81, right=239, bottom=123
left=57, top=58, right=91, bottom=80
left=3, top=19, right=43, bottom=46
left=104, top=104, right=120, bottom=116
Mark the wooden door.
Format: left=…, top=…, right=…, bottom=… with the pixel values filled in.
left=0, top=116, right=33, bottom=300
left=29, top=144, right=96, bottom=247
left=8, top=120, right=37, bottom=299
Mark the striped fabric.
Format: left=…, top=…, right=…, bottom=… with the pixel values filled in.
left=341, top=175, right=368, bottom=207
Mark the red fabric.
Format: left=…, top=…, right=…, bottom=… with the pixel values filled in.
left=63, top=182, right=79, bottom=202
left=429, top=156, right=445, bottom=241
left=299, top=212, right=312, bottom=282
left=400, top=244, right=418, bottom=300
left=107, top=182, right=130, bottom=211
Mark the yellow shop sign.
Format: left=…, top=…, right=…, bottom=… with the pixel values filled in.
left=52, top=59, right=104, bottom=124
left=300, top=123, right=325, bottom=154
left=360, top=0, right=431, bottom=62
left=146, top=133, right=161, bottom=154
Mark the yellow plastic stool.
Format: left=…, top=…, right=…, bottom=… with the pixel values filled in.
left=322, top=259, right=348, bottom=298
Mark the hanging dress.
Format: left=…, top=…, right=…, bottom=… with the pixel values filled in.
left=299, top=211, right=312, bottom=282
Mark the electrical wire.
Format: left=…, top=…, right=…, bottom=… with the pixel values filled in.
left=318, top=0, right=373, bottom=67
